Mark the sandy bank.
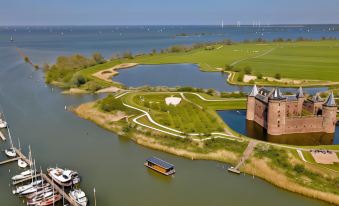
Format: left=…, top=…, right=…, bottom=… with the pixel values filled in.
left=92, top=63, right=139, bottom=83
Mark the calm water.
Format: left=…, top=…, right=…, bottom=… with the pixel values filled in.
left=114, top=64, right=328, bottom=94
left=218, top=110, right=339, bottom=146
left=0, top=25, right=337, bottom=206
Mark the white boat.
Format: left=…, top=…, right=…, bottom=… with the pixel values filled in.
left=69, top=189, right=88, bottom=206
left=5, top=148, right=17, bottom=157
left=48, top=168, right=80, bottom=187
left=18, top=159, right=28, bottom=168
left=0, top=119, right=7, bottom=128
left=13, top=180, right=42, bottom=194
left=12, top=169, right=34, bottom=181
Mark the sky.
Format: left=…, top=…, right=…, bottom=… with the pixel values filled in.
left=1, top=0, right=339, bottom=25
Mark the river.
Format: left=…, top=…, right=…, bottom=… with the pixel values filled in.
left=0, top=25, right=337, bottom=205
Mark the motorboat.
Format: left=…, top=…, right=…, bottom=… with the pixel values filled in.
left=18, top=159, right=28, bottom=168
left=48, top=168, right=80, bottom=187
left=12, top=179, right=42, bottom=194
left=12, top=169, right=34, bottom=181
left=69, top=189, right=88, bottom=206
left=4, top=148, right=17, bottom=157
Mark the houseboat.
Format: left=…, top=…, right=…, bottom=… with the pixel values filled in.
left=144, top=157, right=175, bottom=176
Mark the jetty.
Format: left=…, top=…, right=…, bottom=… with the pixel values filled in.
left=40, top=173, right=78, bottom=206
left=228, top=141, right=257, bottom=174
left=0, top=147, right=32, bottom=166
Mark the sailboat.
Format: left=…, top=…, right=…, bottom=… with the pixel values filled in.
left=10, top=36, right=14, bottom=42
left=4, top=127, right=17, bottom=157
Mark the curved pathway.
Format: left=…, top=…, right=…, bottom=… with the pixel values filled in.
left=230, top=47, right=276, bottom=66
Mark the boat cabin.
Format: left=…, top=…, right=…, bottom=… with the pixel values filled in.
left=144, top=157, right=175, bottom=176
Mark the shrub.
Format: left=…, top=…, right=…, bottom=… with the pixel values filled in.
left=244, top=66, right=252, bottom=74
left=224, top=65, right=234, bottom=71
left=84, top=81, right=102, bottom=92
left=275, top=73, right=282, bottom=80
left=237, top=72, right=244, bottom=82
left=34, top=64, right=39, bottom=69
left=294, top=164, right=305, bottom=174
left=256, top=73, right=263, bottom=79
left=92, top=52, right=105, bottom=64
left=72, top=74, right=87, bottom=87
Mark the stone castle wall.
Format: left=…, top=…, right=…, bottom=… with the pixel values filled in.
left=285, top=116, right=324, bottom=134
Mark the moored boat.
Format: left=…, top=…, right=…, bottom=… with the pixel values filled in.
left=47, top=167, right=80, bottom=187
left=144, top=157, right=176, bottom=176
left=69, top=189, right=88, bottom=206
left=18, top=159, right=28, bottom=168
left=35, top=194, right=62, bottom=206
left=12, top=169, right=34, bottom=181
left=5, top=148, right=17, bottom=157
left=12, top=179, right=42, bottom=194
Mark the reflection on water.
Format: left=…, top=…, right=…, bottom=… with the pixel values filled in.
left=114, top=64, right=328, bottom=94
left=218, top=110, right=338, bottom=146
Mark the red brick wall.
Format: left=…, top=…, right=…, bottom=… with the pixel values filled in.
left=253, top=99, right=267, bottom=128
left=285, top=116, right=324, bottom=134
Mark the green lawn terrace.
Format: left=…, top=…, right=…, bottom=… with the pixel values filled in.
left=112, top=92, right=246, bottom=137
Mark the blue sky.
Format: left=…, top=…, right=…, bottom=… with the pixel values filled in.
left=1, top=0, right=339, bottom=25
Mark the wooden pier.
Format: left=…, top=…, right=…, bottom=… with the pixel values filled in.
left=0, top=157, right=20, bottom=165
left=40, top=173, right=78, bottom=206
left=228, top=141, right=257, bottom=174
left=13, top=147, right=32, bottom=167
left=0, top=131, right=6, bottom=141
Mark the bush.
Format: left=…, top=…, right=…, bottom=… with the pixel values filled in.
left=294, top=164, right=305, bottom=174
left=275, top=73, right=282, bottom=80
left=100, top=95, right=125, bottom=112
left=24, top=56, right=30, bottom=63
left=244, top=66, right=252, bottom=74
left=256, top=73, right=263, bottom=79
left=123, top=51, right=134, bottom=59
left=72, top=74, right=87, bottom=87
left=84, top=81, right=102, bottom=92
left=224, top=65, right=234, bottom=71
left=34, top=64, right=39, bottom=69
left=237, top=72, right=244, bottom=82
left=92, top=52, right=105, bottom=64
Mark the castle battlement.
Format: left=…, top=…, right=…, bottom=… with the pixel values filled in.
left=246, top=86, right=337, bottom=135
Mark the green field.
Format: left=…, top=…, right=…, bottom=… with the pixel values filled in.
left=125, top=40, right=339, bottom=82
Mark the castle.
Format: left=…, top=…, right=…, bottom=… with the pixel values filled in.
left=246, top=86, right=337, bottom=135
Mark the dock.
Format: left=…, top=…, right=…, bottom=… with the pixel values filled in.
left=0, top=157, right=20, bottom=165
left=228, top=141, right=257, bottom=174
left=40, top=173, right=78, bottom=206
left=13, top=147, right=32, bottom=167
left=0, top=131, right=6, bottom=141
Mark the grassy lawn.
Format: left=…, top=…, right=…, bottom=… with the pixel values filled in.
left=130, top=93, right=225, bottom=134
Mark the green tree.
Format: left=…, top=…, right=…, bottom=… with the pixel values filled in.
left=244, top=66, right=252, bottom=74
left=256, top=73, right=263, bottom=79
left=92, top=52, right=105, bottom=64
left=275, top=73, right=282, bottom=80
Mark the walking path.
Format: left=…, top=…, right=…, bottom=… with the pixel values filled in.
left=230, top=47, right=276, bottom=66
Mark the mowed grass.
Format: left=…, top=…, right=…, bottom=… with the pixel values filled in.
left=131, top=93, right=225, bottom=134
left=236, top=41, right=339, bottom=81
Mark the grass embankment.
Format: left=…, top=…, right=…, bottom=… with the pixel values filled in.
left=243, top=145, right=339, bottom=205
left=74, top=91, right=339, bottom=205
left=45, top=40, right=339, bottom=93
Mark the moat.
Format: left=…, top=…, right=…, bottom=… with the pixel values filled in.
left=218, top=110, right=339, bottom=146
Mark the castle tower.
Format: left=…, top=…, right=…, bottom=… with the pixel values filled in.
left=322, top=92, right=337, bottom=133
left=267, top=88, right=287, bottom=135
left=296, top=87, right=305, bottom=115
left=246, top=85, right=258, bottom=120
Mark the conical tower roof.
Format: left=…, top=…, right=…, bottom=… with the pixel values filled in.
left=296, top=87, right=304, bottom=98
left=312, top=94, right=323, bottom=102
left=269, top=88, right=286, bottom=100
left=249, top=85, right=258, bottom=97
left=324, top=92, right=337, bottom=107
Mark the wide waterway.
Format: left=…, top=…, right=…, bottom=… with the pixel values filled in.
left=0, top=26, right=338, bottom=205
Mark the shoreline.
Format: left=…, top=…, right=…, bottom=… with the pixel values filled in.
left=73, top=100, right=339, bottom=205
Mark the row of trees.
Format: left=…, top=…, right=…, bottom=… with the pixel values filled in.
left=224, top=64, right=282, bottom=82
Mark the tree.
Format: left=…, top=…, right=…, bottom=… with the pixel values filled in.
left=92, top=52, right=105, bottom=64
left=275, top=73, right=281, bottom=80
left=123, top=51, right=133, bottom=59
left=42, top=63, right=50, bottom=71
left=224, top=65, right=234, bottom=71
left=244, top=66, right=252, bottom=74
left=237, top=72, right=244, bottom=82
left=72, top=74, right=87, bottom=87
left=256, top=73, right=263, bottom=79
